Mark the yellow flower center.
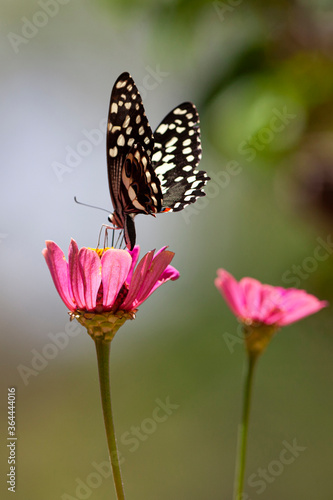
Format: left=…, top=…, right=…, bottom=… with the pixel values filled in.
left=87, top=247, right=111, bottom=258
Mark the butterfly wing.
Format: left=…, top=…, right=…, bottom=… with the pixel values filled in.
left=106, top=72, right=157, bottom=249
left=152, top=102, right=209, bottom=212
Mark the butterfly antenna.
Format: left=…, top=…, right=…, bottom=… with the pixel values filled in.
left=74, top=196, right=110, bottom=215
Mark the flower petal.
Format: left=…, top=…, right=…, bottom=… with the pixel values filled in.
left=120, top=250, right=155, bottom=310
left=126, top=246, right=140, bottom=286
left=42, top=240, right=75, bottom=311
left=240, top=278, right=266, bottom=320
left=68, top=239, right=86, bottom=309
left=215, top=269, right=245, bottom=318
left=78, top=248, right=101, bottom=311
left=134, top=250, right=177, bottom=307
left=277, top=290, right=328, bottom=326
left=101, top=249, right=132, bottom=308
left=216, top=269, right=327, bottom=327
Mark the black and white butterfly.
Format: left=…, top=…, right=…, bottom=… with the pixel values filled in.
left=106, top=71, right=210, bottom=250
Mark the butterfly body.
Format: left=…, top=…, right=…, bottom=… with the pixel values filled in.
left=107, top=72, right=209, bottom=249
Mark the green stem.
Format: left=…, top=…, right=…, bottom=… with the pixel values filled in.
left=233, top=354, right=258, bottom=500
left=94, top=338, right=126, bottom=500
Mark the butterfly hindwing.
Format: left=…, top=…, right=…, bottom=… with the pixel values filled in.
left=151, top=102, right=208, bottom=211
left=120, top=144, right=162, bottom=216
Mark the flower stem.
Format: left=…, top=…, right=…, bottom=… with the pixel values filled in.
left=94, top=338, right=126, bottom=500
left=233, top=353, right=258, bottom=500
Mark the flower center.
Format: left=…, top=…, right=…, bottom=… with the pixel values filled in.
left=88, top=247, right=111, bottom=258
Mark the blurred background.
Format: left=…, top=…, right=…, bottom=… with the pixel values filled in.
left=1, top=0, right=333, bottom=498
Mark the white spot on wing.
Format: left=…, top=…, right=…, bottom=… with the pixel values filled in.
left=156, top=123, right=169, bottom=135
left=116, top=79, right=127, bottom=89
left=165, top=137, right=178, bottom=147
left=155, top=163, right=176, bottom=176
left=111, top=102, right=118, bottom=114
left=109, top=146, right=118, bottom=157
left=173, top=108, right=187, bottom=115
left=123, top=115, right=130, bottom=128
left=117, top=134, right=125, bottom=146
left=161, top=154, right=175, bottom=162
left=152, top=151, right=162, bottom=162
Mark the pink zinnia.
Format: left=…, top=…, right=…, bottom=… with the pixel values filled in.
left=215, top=269, right=328, bottom=357
left=215, top=269, right=327, bottom=326
left=43, top=239, right=179, bottom=339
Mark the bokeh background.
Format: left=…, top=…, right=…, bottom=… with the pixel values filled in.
left=1, top=0, right=333, bottom=499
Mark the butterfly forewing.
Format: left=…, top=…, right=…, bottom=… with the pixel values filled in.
left=151, top=102, right=208, bottom=211
left=106, top=72, right=154, bottom=214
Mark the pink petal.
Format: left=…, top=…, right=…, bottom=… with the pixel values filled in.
left=133, top=250, right=176, bottom=307
left=216, top=268, right=328, bottom=327
left=277, top=290, right=328, bottom=326
left=78, top=248, right=102, bottom=311
left=101, top=249, right=132, bottom=308
left=215, top=270, right=245, bottom=318
left=138, top=263, right=180, bottom=303
left=126, top=246, right=140, bottom=285
left=240, top=278, right=266, bottom=320
left=68, top=239, right=86, bottom=309
left=42, top=240, right=75, bottom=311
left=120, top=250, right=154, bottom=310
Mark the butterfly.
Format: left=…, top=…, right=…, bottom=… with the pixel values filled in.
left=106, top=71, right=210, bottom=250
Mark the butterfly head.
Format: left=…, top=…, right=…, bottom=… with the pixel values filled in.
left=108, top=210, right=123, bottom=230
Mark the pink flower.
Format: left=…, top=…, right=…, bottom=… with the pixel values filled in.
left=215, top=269, right=327, bottom=327
left=43, top=239, right=179, bottom=314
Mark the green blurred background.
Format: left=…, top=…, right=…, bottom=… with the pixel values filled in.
left=1, top=0, right=333, bottom=498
